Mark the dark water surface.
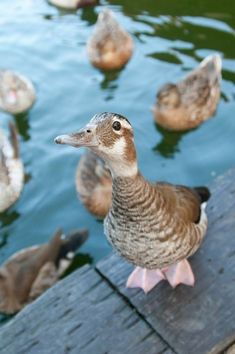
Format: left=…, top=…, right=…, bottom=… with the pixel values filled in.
left=0, top=1, right=234, bottom=279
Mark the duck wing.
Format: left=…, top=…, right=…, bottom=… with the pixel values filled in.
left=156, top=182, right=210, bottom=224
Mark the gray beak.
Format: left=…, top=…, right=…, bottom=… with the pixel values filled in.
left=54, top=124, right=98, bottom=148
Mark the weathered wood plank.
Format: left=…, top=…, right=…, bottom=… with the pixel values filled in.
left=97, top=168, right=235, bottom=354
left=0, top=265, right=167, bottom=354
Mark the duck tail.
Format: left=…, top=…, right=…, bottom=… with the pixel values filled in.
left=200, top=54, right=222, bottom=83
left=194, top=186, right=211, bottom=204
left=54, top=229, right=89, bottom=272
left=9, top=121, right=19, bottom=159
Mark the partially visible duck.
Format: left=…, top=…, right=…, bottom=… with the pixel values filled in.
left=153, top=54, right=222, bottom=131
left=0, top=228, right=88, bottom=314
left=87, top=9, right=134, bottom=70
left=55, top=112, right=210, bottom=294
left=48, top=0, right=97, bottom=10
left=0, top=70, right=36, bottom=114
left=76, top=150, right=112, bottom=218
left=0, top=122, right=24, bottom=212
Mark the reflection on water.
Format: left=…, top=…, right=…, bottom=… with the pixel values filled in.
left=0, top=0, right=234, bottom=312
left=153, top=124, right=189, bottom=158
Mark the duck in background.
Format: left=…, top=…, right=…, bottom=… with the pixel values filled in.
left=87, top=9, right=134, bottom=70
left=0, top=70, right=36, bottom=115
left=153, top=54, right=222, bottom=131
left=76, top=150, right=112, bottom=218
left=0, top=122, right=24, bottom=212
left=0, top=228, right=88, bottom=314
left=48, top=0, right=97, bottom=10
left=55, top=112, right=210, bottom=294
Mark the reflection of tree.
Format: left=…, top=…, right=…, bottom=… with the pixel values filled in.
left=0, top=210, right=20, bottom=228
left=14, top=112, right=30, bottom=141
left=80, top=5, right=98, bottom=26
left=153, top=123, right=189, bottom=158
left=99, top=69, right=122, bottom=101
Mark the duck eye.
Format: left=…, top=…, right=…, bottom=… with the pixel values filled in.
left=112, top=121, right=121, bottom=131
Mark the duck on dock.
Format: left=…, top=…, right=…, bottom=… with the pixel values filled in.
left=0, top=122, right=24, bottom=213
left=48, top=0, right=97, bottom=10
left=87, top=9, right=134, bottom=70
left=153, top=54, right=222, bottom=131
left=55, top=112, right=211, bottom=294
left=0, top=228, right=88, bottom=314
left=76, top=150, right=112, bottom=218
left=0, top=70, right=36, bottom=115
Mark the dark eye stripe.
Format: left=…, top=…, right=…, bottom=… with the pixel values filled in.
left=112, top=121, right=121, bottom=131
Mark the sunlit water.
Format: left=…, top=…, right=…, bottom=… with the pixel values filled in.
left=0, top=0, right=234, bottom=317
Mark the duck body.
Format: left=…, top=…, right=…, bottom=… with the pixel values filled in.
left=153, top=55, right=222, bottom=131
left=0, top=122, right=24, bottom=212
left=55, top=112, right=210, bottom=293
left=48, top=0, right=97, bottom=10
left=0, top=229, right=88, bottom=314
left=87, top=9, right=134, bottom=70
left=0, top=70, right=36, bottom=114
left=76, top=150, right=112, bottom=218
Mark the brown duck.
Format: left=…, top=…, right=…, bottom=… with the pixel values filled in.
left=87, top=9, right=134, bottom=70
left=0, top=228, right=88, bottom=314
left=55, top=112, right=210, bottom=293
left=153, top=54, right=222, bottom=131
left=76, top=150, right=112, bottom=218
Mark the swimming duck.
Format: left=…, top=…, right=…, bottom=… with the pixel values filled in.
left=0, top=122, right=24, bottom=212
left=55, top=112, right=210, bottom=294
left=48, top=0, right=97, bottom=10
left=0, top=228, right=88, bottom=314
left=76, top=150, right=112, bottom=218
left=87, top=9, right=134, bottom=70
left=0, top=70, right=36, bottom=114
left=153, top=54, right=222, bottom=131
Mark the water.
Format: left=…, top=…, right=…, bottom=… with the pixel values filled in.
left=0, top=1, right=234, bottom=284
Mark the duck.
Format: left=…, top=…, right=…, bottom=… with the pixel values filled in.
left=76, top=150, right=112, bottom=218
left=55, top=112, right=211, bottom=294
left=0, top=70, right=36, bottom=114
left=0, top=122, right=24, bottom=213
left=48, top=0, right=97, bottom=10
left=87, top=9, right=134, bottom=71
left=0, top=228, right=88, bottom=314
left=153, top=54, right=222, bottom=131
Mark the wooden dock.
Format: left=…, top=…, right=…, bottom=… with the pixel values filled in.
left=0, top=168, right=235, bottom=354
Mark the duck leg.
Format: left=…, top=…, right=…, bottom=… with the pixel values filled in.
left=163, top=259, right=195, bottom=288
left=126, top=266, right=166, bottom=294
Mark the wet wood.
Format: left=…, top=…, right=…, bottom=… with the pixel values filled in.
left=97, top=168, right=235, bottom=354
left=0, top=265, right=166, bottom=354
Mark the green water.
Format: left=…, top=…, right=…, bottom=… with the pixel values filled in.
left=0, top=1, right=234, bottom=285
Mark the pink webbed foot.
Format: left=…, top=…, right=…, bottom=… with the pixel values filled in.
left=163, top=259, right=195, bottom=288
left=126, top=266, right=166, bottom=294
left=126, top=259, right=195, bottom=293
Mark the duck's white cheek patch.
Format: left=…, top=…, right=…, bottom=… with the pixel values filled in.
left=101, top=136, right=127, bottom=156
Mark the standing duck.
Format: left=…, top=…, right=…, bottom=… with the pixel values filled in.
left=0, top=228, right=88, bottom=314
left=153, top=54, right=222, bottom=131
left=0, top=122, right=24, bottom=212
left=0, top=70, right=36, bottom=114
left=87, top=9, right=134, bottom=70
left=48, top=0, right=97, bottom=10
left=76, top=150, right=112, bottom=218
left=55, top=112, right=210, bottom=293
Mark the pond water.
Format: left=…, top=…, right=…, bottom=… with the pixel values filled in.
left=0, top=0, right=234, bottom=293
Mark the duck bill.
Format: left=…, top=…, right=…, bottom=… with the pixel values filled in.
left=54, top=125, right=98, bottom=148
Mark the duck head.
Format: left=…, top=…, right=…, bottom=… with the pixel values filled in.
left=55, top=112, right=138, bottom=178
left=157, top=83, right=181, bottom=108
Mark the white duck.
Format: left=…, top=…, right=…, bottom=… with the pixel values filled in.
left=0, top=70, right=36, bottom=114
left=0, top=122, right=24, bottom=212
